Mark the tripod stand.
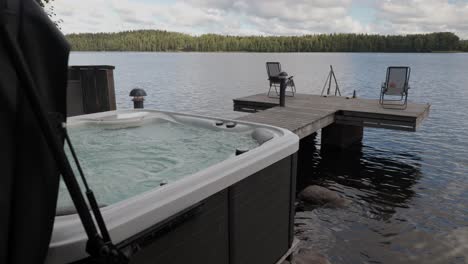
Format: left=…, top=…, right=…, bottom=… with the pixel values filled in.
left=321, top=65, right=341, bottom=96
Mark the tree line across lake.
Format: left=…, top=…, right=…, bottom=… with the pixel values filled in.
left=67, top=30, right=468, bottom=53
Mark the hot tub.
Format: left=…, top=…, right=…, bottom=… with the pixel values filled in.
left=47, top=109, right=299, bottom=264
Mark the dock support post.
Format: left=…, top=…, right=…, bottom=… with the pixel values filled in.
left=297, top=133, right=317, bottom=183
left=321, top=123, right=363, bottom=149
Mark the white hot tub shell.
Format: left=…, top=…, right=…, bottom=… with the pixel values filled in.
left=47, top=109, right=299, bottom=264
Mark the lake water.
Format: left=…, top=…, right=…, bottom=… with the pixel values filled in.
left=70, top=52, right=468, bottom=264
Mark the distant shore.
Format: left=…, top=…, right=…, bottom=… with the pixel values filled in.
left=67, top=30, right=468, bottom=53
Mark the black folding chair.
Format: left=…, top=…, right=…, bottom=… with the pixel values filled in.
left=380, top=66, right=411, bottom=109
left=266, top=62, right=296, bottom=98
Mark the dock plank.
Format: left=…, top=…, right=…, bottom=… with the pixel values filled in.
left=234, top=93, right=430, bottom=138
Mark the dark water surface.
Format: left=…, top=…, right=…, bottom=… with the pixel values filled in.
left=70, top=52, right=468, bottom=264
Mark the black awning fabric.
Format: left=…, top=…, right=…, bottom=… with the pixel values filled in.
left=0, top=0, right=69, bottom=263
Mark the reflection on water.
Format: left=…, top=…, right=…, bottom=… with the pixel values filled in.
left=303, top=143, right=421, bottom=218
left=296, top=135, right=466, bottom=264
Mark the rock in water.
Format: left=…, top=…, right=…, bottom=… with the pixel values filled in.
left=298, top=185, right=349, bottom=208
left=293, top=249, right=331, bottom=264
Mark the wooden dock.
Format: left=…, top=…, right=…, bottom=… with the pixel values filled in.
left=234, top=93, right=430, bottom=141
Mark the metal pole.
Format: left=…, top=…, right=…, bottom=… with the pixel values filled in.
left=327, top=65, right=332, bottom=95
left=331, top=68, right=341, bottom=96
left=321, top=71, right=331, bottom=96
left=279, top=76, right=287, bottom=107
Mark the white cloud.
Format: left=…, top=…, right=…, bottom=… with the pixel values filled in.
left=52, top=0, right=367, bottom=35
left=53, top=0, right=226, bottom=34
left=376, top=0, right=468, bottom=38
left=51, top=0, right=468, bottom=38
left=187, top=0, right=367, bottom=34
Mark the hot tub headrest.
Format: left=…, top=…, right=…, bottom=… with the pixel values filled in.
left=252, top=128, right=274, bottom=145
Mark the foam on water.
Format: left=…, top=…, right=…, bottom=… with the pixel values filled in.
left=57, top=120, right=259, bottom=209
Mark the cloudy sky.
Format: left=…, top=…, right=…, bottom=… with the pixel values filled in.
left=51, top=0, right=468, bottom=38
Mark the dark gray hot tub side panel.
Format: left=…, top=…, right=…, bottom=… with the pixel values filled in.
left=229, top=154, right=297, bottom=264
left=128, top=190, right=230, bottom=264
left=75, top=154, right=297, bottom=264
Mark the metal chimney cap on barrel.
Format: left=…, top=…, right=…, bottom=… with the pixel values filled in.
left=130, top=88, right=147, bottom=109
left=129, top=88, right=147, bottom=97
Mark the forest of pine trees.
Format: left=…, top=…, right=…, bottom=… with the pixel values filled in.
left=66, top=31, right=468, bottom=53
left=459, top=40, right=468, bottom=51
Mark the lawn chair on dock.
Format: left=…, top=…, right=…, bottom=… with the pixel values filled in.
left=380, top=66, right=411, bottom=109
left=266, top=62, right=296, bottom=98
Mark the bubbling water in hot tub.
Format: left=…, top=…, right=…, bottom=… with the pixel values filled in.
left=57, top=119, right=260, bottom=211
